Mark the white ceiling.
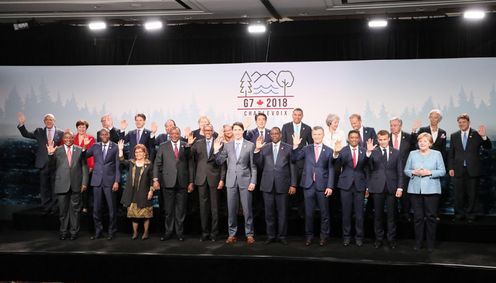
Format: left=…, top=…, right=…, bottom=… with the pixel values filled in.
left=0, top=0, right=494, bottom=23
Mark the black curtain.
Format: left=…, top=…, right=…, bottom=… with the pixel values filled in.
left=1, top=15, right=495, bottom=65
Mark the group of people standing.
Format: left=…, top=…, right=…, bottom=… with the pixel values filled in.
left=16, top=107, right=492, bottom=252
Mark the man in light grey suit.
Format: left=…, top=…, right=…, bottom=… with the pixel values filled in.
left=47, top=131, right=89, bottom=240
left=214, top=122, right=257, bottom=245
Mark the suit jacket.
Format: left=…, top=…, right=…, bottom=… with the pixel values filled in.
left=74, top=134, right=95, bottom=169
left=18, top=125, right=64, bottom=168
left=49, top=145, right=89, bottom=194
left=360, top=126, right=377, bottom=146
left=292, top=144, right=334, bottom=191
left=245, top=128, right=271, bottom=144
left=389, top=131, right=414, bottom=169
left=190, top=138, right=226, bottom=187
left=367, top=147, right=404, bottom=194
left=85, top=142, right=120, bottom=187
left=404, top=150, right=446, bottom=194
left=192, top=128, right=219, bottom=141
left=281, top=122, right=313, bottom=150
left=254, top=142, right=297, bottom=193
left=334, top=145, right=369, bottom=192
left=97, top=127, right=121, bottom=144
left=215, top=139, right=257, bottom=188
left=153, top=140, right=193, bottom=188
left=120, top=128, right=155, bottom=159
left=414, top=126, right=447, bottom=164
left=155, top=133, right=169, bottom=146
left=121, top=159, right=153, bottom=208
left=448, top=128, right=492, bottom=177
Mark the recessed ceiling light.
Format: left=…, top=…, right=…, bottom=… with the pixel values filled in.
left=144, top=20, right=163, bottom=31
left=368, top=19, right=388, bottom=28
left=88, top=21, right=106, bottom=30
left=247, top=24, right=266, bottom=34
left=463, top=10, right=485, bottom=20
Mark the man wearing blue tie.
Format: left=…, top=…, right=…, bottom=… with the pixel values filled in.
left=292, top=126, right=334, bottom=246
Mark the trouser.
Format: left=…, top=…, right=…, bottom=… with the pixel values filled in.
left=198, top=181, right=219, bottom=238
left=57, top=189, right=81, bottom=237
left=163, top=185, right=187, bottom=236
left=410, top=193, right=439, bottom=249
left=340, top=184, right=365, bottom=241
left=263, top=189, right=288, bottom=239
left=93, top=185, right=117, bottom=236
left=372, top=190, right=397, bottom=241
left=304, top=183, right=330, bottom=240
left=227, top=185, right=253, bottom=237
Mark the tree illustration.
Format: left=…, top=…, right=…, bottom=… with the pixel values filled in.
left=240, top=71, right=252, bottom=96
left=276, top=71, right=294, bottom=96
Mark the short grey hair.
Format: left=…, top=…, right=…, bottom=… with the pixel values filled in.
left=325, top=113, right=340, bottom=127
left=312, top=126, right=324, bottom=133
left=389, top=116, right=403, bottom=126
left=428, top=109, right=443, bottom=121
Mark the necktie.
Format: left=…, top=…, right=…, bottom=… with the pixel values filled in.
left=206, top=140, right=211, bottom=158
left=273, top=144, right=278, bottom=164
left=382, top=148, right=387, bottom=164
left=136, top=129, right=142, bottom=143
left=295, top=124, right=300, bottom=135
left=67, top=147, right=72, bottom=166
left=235, top=142, right=241, bottom=160
left=47, top=128, right=53, bottom=142
left=260, top=130, right=264, bottom=139
left=462, top=132, right=468, bottom=150
left=173, top=142, right=179, bottom=160
left=393, top=134, right=399, bottom=150
left=102, top=144, right=107, bottom=160
left=352, top=148, right=357, bottom=169
left=314, top=144, right=320, bottom=162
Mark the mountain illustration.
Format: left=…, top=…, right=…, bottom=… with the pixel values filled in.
left=251, top=71, right=279, bottom=95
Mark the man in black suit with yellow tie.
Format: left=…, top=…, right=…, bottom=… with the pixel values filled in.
left=17, top=112, right=64, bottom=215
left=254, top=127, right=297, bottom=245
left=449, top=113, right=492, bottom=223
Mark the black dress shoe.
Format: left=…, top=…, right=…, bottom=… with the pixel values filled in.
left=107, top=235, right=114, bottom=240
left=200, top=236, right=209, bottom=242
left=264, top=238, right=277, bottom=245
left=90, top=234, right=103, bottom=240
left=414, top=242, right=422, bottom=251
left=210, top=236, right=217, bottom=242
left=374, top=241, right=383, bottom=249
left=319, top=239, right=328, bottom=246
left=305, top=238, right=312, bottom=246
left=356, top=240, right=363, bottom=247
left=178, top=236, right=184, bottom=241
left=59, top=235, right=67, bottom=240
left=280, top=238, right=288, bottom=245
left=70, top=235, right=78, bottom=241
left=343, top=239, right=351, bottom=246
left=389, top=241, right=397, bottom=249
left=160, top=235, right=172, bottom=241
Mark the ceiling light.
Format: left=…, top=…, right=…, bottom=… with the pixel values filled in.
left=247, top=24, right=266, bottom=34
left=368, top=19, right=388, bottom=28
left=88, top=21, right=106, bottom=30
left=463, top=10, right=485, bottom=20
left=144, top=20, right=163, bottom=31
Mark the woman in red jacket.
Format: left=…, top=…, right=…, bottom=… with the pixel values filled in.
left=74, top=120, right=95, bottom=214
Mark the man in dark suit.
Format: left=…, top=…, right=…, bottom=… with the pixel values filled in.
left=448, top=113, right=492, bottom=223
left=17, top=112, right=64, bottom=215
left=97, top=114, right=121, bottom=143
left=281, top=108, right=313, bottom=218
left=367, top=130, right=404, bottom=249
left=84, top=128, right=120, bottom=240
left=155, top=119, right=176, bottom=146
left=153, top=127, right=194, bottom=241
left=292, top=126, right=334, bottom=246
left=245, top=113, right=271, bottom=144
left=119, top=113, right=157, bottom=159
left=47, top=131, right=89, bottom=240
left=189, top=124, right=226, bottom=242
left=190, top=116, right=219, bottom=141
left=333, top=130, right=370, bottom=247
left=349, top=113, right=377, bottom=146
left=389, top=117, right=414, bottom=220
left=254, top=127, right=297, bottom=245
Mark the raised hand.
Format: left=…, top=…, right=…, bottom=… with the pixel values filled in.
left=17, top=112, right=26, bottom=125
left=292, top=133, right=302, bottom=148
left=411, top=119, right=422, bottom=133
left=255, top=135, right=265, bottom=150
left=213, top=136, right=224, bottom=153
left=120, top=120, right=128, bottom=131
left=184, top=127, right=192, bottom=138
left=187, top=132, right=196, bottom=145
left=46, top=140, right=56, bottom=155
left=83, top=135, right=91, bottom=147
left=242, top=116, right=252, bottom=130
left=366, top=138, right=376, bottom=152
left=334, top=139, right=343, bottom=153
left=151, top=122, right=158, bottom=134
left=117, top=139, right=125, bottom=151
left=478, top=125, right=487, bottom=137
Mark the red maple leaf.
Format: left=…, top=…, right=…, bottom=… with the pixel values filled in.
left=256, top=99, right=263, bottom=105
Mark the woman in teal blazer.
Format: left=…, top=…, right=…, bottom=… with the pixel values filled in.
left=404, top=133, right=446, bottom=252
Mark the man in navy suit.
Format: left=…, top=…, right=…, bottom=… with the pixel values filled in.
left=349, top=113, right=377, bottom=146
left=155, top=119, right=176, bottom=146
left=17, top=112, right=64, bottom=215
left=97, top=114, right=121, bottom=143
left=292, top=126, right=334, bottom=246
left=119, top=113, right=157, bottom=159
left=389, top=117, right=414, bottom=220
left=84, top=128, right=121, bottom=240
left=254, top=127, right=297, bottom=245
left=245, top=113, right=271, bottom=144
left=333, top=130, right=370, bottom=247
left=281, top=108, right=313, bottom=218
left=367, top=130, right=404, bottom=249
left=449, top=113, right=492, bottom=223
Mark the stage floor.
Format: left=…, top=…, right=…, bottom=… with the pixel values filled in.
left=1, top=229, right=495, bottom=282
